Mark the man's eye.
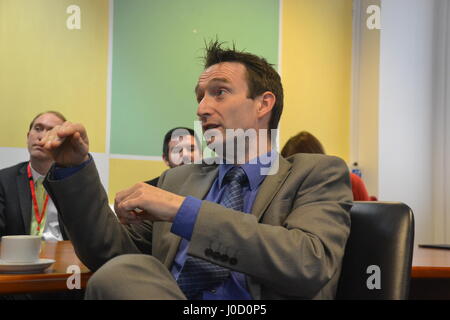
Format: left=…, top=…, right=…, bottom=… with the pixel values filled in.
left=34, top=126, right=43, bottom=132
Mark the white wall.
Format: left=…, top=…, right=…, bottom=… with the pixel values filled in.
left=353, top=0, right=444, bottom=243
left=0, top=147, right=110, bottom=191
left=378, top=0, right=436, bottom=243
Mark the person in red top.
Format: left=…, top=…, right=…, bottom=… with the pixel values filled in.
left=349, top=172, right=370, bottom=201
left=281, top=131, right=370, bottom=201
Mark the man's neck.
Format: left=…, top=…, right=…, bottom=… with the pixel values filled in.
left=245, top=138, right=272, bottom=163
left=29, top=158, right=53, bottom=176
left=222, top=136, right=273, bottom=164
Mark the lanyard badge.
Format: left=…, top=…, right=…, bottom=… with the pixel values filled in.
left=27, top=163, right=49, bottom=233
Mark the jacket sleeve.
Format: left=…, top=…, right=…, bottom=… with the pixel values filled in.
left=44, top=160, right=153, bottom=271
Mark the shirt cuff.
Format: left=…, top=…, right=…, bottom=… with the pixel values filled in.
left=52, top=154, right=92, bottom=180
left=171, top=196, right=202, bottom=241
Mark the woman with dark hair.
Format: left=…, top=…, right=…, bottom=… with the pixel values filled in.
left=281, top=131, right=370, bottom=201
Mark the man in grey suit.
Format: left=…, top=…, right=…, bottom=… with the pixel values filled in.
left=0, top=111, right=68, bottom=240
left=40, top=42, right=352, bottom=299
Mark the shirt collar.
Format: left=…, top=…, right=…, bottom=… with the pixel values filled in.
left=218, top=150, right=276, bottom=191
left=29, top=163, right=44, bottom=182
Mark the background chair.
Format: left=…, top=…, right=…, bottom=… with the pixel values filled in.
left=336, top=202, right=415, bottom=300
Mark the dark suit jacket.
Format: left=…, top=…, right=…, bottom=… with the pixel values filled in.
left=45, top=153, right=352, bottom=299
left=145, top=176, right=159, bottom=187
left=0, top=162, right=68, bottom=239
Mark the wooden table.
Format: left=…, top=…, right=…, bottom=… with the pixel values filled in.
left=410, top=245, right=450, bottom=299
left=0, top=241, right=92, bottom=294
left=1, top=242, right=449, bottom=298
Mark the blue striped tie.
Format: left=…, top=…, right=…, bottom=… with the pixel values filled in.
left=177, top=166, right=248, bottom=299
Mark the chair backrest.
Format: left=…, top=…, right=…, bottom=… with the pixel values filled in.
left=336, top=202, right=414, bottom=300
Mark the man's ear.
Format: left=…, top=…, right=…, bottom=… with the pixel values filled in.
left=257, top=91, right=276, bottom=120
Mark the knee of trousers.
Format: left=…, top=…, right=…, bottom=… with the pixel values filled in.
left=86, top=254, right=165, bottom=299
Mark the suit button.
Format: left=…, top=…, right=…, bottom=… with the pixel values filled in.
left=212, top=251, right=221, bottom=260
left=220, top=254, right=229, bottom=262
left=204, top=248, right=213, bottom=256
left=229, top=257, right=237, bottom=265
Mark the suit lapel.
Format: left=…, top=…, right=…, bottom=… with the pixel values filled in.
left=251, top=156, right=292, bottom=221
left=163, top=165, right=220, bottom=268
left=16, top=163, right=32, bottom=234
left=177, top=165, right=219, bottom=198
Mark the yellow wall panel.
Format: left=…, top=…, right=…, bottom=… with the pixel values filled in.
left=280, top=0, right=353, bottom=161
left=0, top=0, right=109, bottom=153
left=108, top=159, right=168, bottom=201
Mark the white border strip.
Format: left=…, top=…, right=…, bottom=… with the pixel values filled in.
left=0, top=147, right=29, bottom=169
left=276, top=0, right=283, bottom=152
left=444, top=0, right=450, bottom=243
left=110, top=154, right=163, bottom=161
left=350, top=0, right=362, bottom=165
left=278, top=0, right=283, bottom=76
left=106, top=0, right=114, bottom=156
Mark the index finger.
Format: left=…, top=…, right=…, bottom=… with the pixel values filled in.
left=38, top=121, right=77, bottom=147
left=55, top=121, right=87, bottom=140
left=38, top=124, right=65, bottom=148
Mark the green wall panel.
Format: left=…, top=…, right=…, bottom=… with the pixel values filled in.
left=111, top=0, right=279, bottom=156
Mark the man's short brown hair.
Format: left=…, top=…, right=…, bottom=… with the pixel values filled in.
left=203, top=40, right=284, bottom=130
left=28, top=111, right=66, bottom=131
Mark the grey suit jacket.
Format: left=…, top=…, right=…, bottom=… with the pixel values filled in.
left=0, top=162, right=68, bottom=239
left=45, top=153, right=352, bottom=299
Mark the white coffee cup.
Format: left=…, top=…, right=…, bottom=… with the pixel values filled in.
left=0, top=235, right=42, bottom=263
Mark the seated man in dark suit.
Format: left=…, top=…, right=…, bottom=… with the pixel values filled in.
left=146, top=127, right=201, bottom=187
left=0, top=111, right=80, bottom=300
left=0, top=111, right=68, bottom=240
left=40, top=41, right=352, bottom=300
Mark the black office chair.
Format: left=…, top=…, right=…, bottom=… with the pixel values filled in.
left=336, top=202, right=415, bottom=300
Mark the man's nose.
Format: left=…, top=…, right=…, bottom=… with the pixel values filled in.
left=179, top=149, right=192, bottom=162
left=196, top=96, right=212, bottom=121
left=36, top=131, right=45, bottom=140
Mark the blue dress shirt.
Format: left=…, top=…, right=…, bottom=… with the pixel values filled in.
left=170, top=158, right=271, bottom=300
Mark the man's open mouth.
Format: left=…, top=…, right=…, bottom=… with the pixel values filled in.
left=203, top=124, right=221, bottom=131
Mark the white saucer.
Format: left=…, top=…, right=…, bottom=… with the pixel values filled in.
left=0, top=259, right=55, bottom=274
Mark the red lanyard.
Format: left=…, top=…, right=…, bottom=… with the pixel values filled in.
left=27, top=163, right=49, bottom=232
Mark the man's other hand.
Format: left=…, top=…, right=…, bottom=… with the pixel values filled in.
left=115, top=183, right=185, bottom=224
